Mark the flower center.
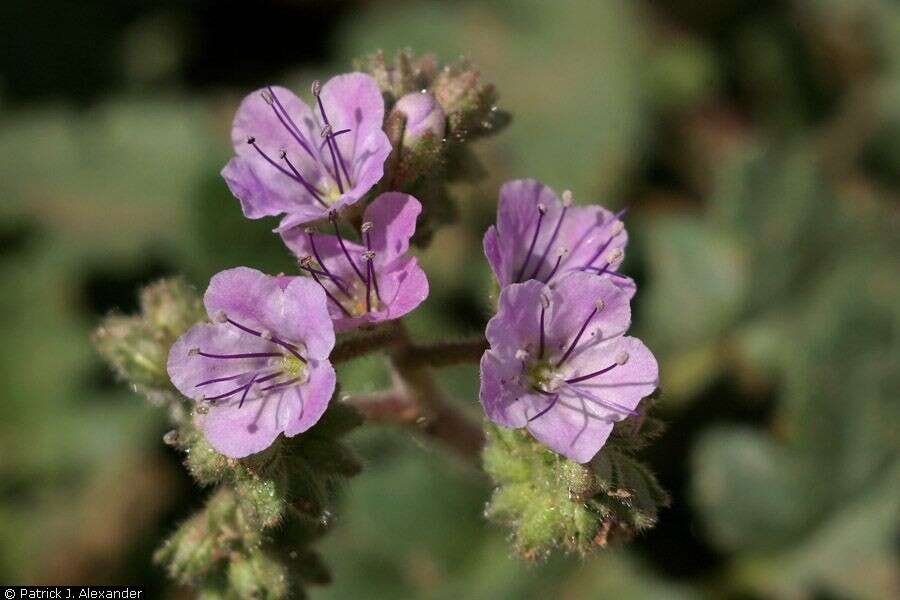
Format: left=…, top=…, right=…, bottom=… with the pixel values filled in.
left=191, top=316, right=308, bottom=409
left=301, top=220, right=384, bottom=321
left=281, top=354, right=306, bottom=378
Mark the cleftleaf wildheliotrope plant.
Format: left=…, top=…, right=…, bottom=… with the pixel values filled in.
left=94, top=273, right=363, bottom=599
left=478, top=178, right=666, bottom=558
left=93, top=49, right=666, bottom=597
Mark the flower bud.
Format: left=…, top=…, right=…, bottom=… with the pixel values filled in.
left=393, top=91, right=446, bottom=147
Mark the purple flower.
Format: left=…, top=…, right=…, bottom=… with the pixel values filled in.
left=479, top=272, right=658, bottom=463
left=167, top=268, right=336, bottom=458
left=280, top=192, right=429, bottom=332
left=221, top=73, right=393, bottom=231
left=483, top=179, right=633, bottom=294
left=393, top=91, right=446, bottom=146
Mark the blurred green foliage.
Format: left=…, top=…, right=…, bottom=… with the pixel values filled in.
left=1, top=0, right=897, bottom=597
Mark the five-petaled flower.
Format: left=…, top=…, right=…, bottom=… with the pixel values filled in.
left=479, top=272, right=658, bottom=463
left=281, top=192, right=429, bottom=332
left=483, top=179, right=633, bottom=294
left=167, top=268, right=336, bottom=458
left=222, top=73, right=392, bottom=231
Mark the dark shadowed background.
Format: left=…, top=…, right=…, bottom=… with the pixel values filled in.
left=1, top=0, right=897, bottom=597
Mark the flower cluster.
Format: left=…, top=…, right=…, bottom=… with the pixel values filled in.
left=480, top=180, right=658, bottom=463
left=169, top=73, right=428, bottom=458
left=167, top=71, right=657, bottom=467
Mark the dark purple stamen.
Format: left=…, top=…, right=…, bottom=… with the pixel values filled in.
left=565, top=363, right=618, bottom=384
left=570, top=386, right=638, bottom=416
left=319, top=128, right=351, bottom=151
left=237, top=373, right=258, bottom=408
left=197, top=351, right=282, bottom=360
left=225, top=318, right=306, bottom=363
left=248, top=138, right=323, bottom=204
left=313, top=86, right=352, bottom=188
left=259, top=378, right=300, bottom=393
left=581, top=236, right=613, bottom=271
left=266, top=86, right=316, bottom=160
left=528, top=389, right=558, bottom=422
left=515, top=205, right=546, bottom=282
left=581, top=211, right=627, bottom=270
left=306, top=231, right=351, bottom=297
left=363, top=229, right=382, bottom=301
left=280, top=150, right=328, bottom=208
left=364, top=258, right=373, bottom=313
left=195, top=372, right=247, bottom=388
left=585, top=265, right=629, bottom=279
left=538, top=303, right=547, bottom=359
left=556, top=306, right=599, bottom=368
left=308, top=268, right=353, bottom=318
left=264, top=87, right=316, bottom=160
left=528, top=205, right=568, bottom=281
left=330, top=214, right=366, bottom=284
left=544, top=253, right=565, bottom=282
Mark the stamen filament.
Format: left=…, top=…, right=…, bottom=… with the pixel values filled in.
left=564, top=383, right=637, bottom=416
left=515, top=205, right=546, bottom=282
left=555, top=307, right=598, bottom=367
left=265, top=86, right=316, bottom=160
left=318, top=129, right=351, bottom=150
left=528, top=390, right=559, bottom=422
left=259, top=377, right=300, bottom=392
left=331, top=215, right=366, bottom=284
left=565, top=363, right=618, bottom=384
left=544, top=253, right=565, bottom=282
left=197, top=351, right=282, bottom=360
left=248, top=139, right=322, bottom=206
left=225, top=318, right=307, bottom=363
left=306, top=232, right=352, bottom=297
left=528, top=205, right=568, bottom=281
left=365, top=258, right=373, bottom=313
left=538, top=303, right=546, bottom=359
left=308, top=269, right=353, bottom=318
left=196, top=372, right=247, bottom=388
left=314, top=91, right=352, bottom=187
left=280, top=151, right=328, bottom=208
left=364, top=230, right=382, bottom=300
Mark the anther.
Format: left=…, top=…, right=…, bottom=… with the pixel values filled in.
left=260, top=329, right=272, bottom=340
left=311, top=80, right=322, bottom=96
left=362, top=250, right=376, bottom=261
left=246, top=136, right=256, bottom=145
left=361, top=221, right=374, bottom=233
left=607, top=248, right=624, bottom=264
left=211, top=310, right=227, bottom=323
left=321, top=124, right=333, bottom=138
left=515, top=349, right=530, bottom=361
left=561, top=190, right=573, bottom=207
left=611, top=221, right=625, bottom=236
left=595, top=298, right=605, bottom=311
left=260, top=89, right=274, bottom=105
left=537, top=203, right=547, bottom=214
left=299, top=255, right=314, bottom=269
left=616, top=351, right=629, bottom=366
left=188, top=348, right=199, bottom=357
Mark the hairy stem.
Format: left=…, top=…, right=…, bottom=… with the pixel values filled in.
left=331, top=325, right=402, bottom=363
left=403, top=338, right=488, bottom=368
left=390, top=322, right=485, bottom=463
